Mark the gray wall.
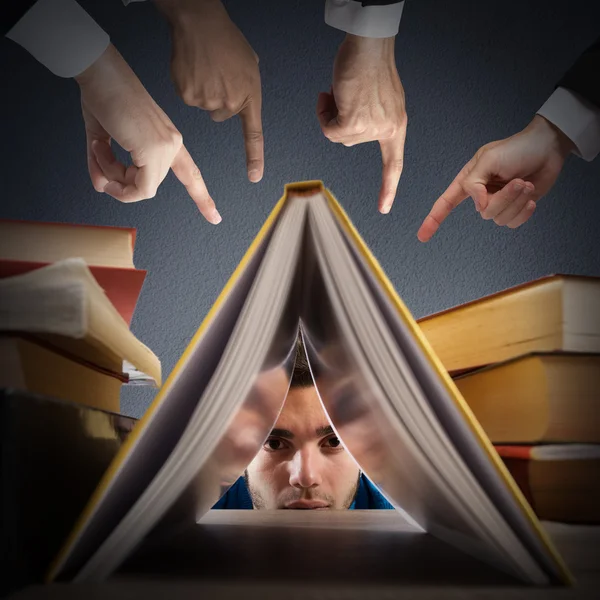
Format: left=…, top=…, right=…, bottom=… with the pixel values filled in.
left=1, top=0, right=599, bottom=418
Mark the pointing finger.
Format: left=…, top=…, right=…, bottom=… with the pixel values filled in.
left=171, top=144, right=221, bottom=224
left=239, top=95, right=264, bottom=183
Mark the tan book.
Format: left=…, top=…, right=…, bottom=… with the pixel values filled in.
left=0, top=219, right=135, bottom=268
left=454, top=353, right=600, bottom=443
left=0, top=336, right=123, bottom=413
left=495, top=445, right=600, bottom=524
left=417, top=275, right=600, bottom=373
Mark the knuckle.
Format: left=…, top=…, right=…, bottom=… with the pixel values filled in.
left=200, top=96, right=224, bottom=112
left=245, top=130, right=264, bottom=144
left=224, top=97, right=241, bottom=114
left=167, top=129, right=183, bottom=152
left=383, top=125, right=396, bottom=139
left=439, top=195, right=454, bottom=212
left=350, top=121, right=367, bottom=135
left=181, top=89, right=198, bottom=107
left=141, top=187, right=158, bottom=201
left=387, top=159, right=404, bottom=173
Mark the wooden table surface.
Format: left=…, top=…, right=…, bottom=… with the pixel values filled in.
left=9, top=510, right=600, bottom=599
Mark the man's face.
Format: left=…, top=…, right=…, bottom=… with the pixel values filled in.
left=245, top=385, right=360, bottom=509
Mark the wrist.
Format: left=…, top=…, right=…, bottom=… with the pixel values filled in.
left=343, top=33, right=395, bottom=58
left=75, top=43, right=116, bottom=87
left=155, top=0, right=225, bottom=24
left=530, top=114, right=576, bottom=159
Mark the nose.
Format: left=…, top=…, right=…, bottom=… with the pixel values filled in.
left=288, top=447, right=322, bottom=489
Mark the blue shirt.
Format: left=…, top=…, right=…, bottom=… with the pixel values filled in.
left=212, top=473, right=394, bottom=510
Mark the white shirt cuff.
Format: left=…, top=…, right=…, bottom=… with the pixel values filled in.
left=325, top=0, right=404, bottom=38
left=537, top=87, right=600, bottom=162
left=6, top=0, right=109, bottom=78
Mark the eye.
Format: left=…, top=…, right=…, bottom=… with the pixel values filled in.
left=263, top=438, right=288, bottom=452
left=323, top=435, right=342, bottom=449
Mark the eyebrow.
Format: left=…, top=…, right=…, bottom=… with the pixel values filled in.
left=315, top=425, right=334, bottom=437
left=269, top=425, right=334, bottom=439
left=270, top=428, right=294, bottom=439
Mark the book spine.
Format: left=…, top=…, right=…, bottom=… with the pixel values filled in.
left=494, top=445, right=534, bottom=459
left=8, top=333, right=129, bottom=383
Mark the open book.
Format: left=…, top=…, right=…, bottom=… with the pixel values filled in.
left=47, top=182, right=572, bottom=586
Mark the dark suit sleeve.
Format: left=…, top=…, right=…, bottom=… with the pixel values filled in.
left=1, top=0, right=38, bottom=36
left=557, top=37, right=600, bottom=109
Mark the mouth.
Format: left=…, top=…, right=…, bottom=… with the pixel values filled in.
left=284, top=501, right=331, bottom=510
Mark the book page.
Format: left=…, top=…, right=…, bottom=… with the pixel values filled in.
left=302, top=192, right=553, bottom=584
left=329, top=194, right=570, bottom=584
left=51, top=209, right=282, bottom=580
left=63, top=196, right=309, bottom=582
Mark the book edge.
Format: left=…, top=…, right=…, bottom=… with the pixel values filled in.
left=322, top=186, right=574, bottom=586
left=45, top=187, right=290, bottom=582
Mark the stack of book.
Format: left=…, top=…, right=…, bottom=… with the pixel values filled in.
left=418, top=275, right=600, bottom=524
left=1, top=389, right=138, bottom=596
left=0, top=219, right=161, bottom=413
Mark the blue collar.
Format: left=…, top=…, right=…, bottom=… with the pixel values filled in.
left=212, top=473, right=394, bottom=510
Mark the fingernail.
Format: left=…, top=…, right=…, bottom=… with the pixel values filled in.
left=514, top=181, right=524, bottom=192
left=381, top=204, right=391, bottom=214
left=210, top=208, right=222, bottom=224
left=523, top=185, right=531, bottom=195
left=249, top=169, right=261, bottom=183
left=474, top=198, right=481, bottom=212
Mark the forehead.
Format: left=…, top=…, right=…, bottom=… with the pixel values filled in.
left=275, top=385, right=329, bottom=432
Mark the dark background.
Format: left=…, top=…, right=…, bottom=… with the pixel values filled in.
left=1, top=0, right=599, bottom=417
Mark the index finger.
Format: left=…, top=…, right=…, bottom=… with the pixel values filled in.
left=378, top=129, right=407, bottom=214
left=417, top=177, right=468, bottom=242
left=171, top=145, right=221, bottom=224
left=239, top=95, right=264, bottom=183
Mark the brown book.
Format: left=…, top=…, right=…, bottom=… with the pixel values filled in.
left=0, top=336, right=124, bottom=413
left=454, top=353, right=600, bottom=443
left=0, top=389, right=137, bottom=596
left=417, top=275, right=600, bottom=373
left=496, top=445, right=600, bottom=524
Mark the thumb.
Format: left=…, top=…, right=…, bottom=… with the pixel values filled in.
left=462, top=181, right=489, bottom=213
left=316, top=91, right=340, bottom=136
left=461, top=150, right=497, bottom=212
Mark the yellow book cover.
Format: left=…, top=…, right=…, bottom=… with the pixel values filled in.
left=48, top=181, right=572, bottom=586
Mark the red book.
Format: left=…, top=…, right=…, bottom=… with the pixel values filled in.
left=0, top=220, right=146, bottom=326
left=0, top=260, right=145, bottom=326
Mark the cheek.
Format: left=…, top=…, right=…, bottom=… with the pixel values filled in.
left=248, top=454, right=286, bottom=492
left=327, top=453, right=360, bottom=491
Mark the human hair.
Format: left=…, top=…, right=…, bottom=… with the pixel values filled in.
left=290, top=334, right=314, bottom=388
